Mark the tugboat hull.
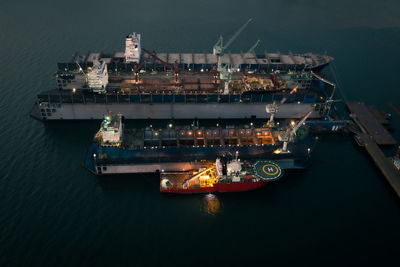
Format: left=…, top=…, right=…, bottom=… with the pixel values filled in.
left=160, top=180, right=268, bottom=194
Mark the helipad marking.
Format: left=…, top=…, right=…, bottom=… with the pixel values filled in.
left=262, top=164, right=279, bottom=176
left=254, top=161, right=283, bottom=180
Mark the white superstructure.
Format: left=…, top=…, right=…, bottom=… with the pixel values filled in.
left=124, top=32, right=141, bottom=63
left=100, top=113, right=123, bottom=146
left=87, top=60, right=108, bottom=93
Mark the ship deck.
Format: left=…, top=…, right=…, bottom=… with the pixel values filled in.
left=67, top=50, right=333, bottom=71
left=161, top=172, right=198, bottom=190
left=37, top=86, right=322, bottom=107
left=121, top=126, right=278, bottom=149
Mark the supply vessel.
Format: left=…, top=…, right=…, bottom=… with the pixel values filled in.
left=160, top=157, right=283, bottom=194
left=31, top=19, right=335, bottom=121
left=83, top=111, right=316, bottom=175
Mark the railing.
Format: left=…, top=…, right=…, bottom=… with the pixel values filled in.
left=38, top=93, right=318, bottom=105
left=58, top=61, right=309, bottom=73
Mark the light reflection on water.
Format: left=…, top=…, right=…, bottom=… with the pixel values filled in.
left=200, top=193, right=222, bottom=216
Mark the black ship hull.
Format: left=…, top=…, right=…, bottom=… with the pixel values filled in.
left=84, top=137, right=314, bottom=175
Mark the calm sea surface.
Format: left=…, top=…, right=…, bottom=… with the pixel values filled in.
left=1, top=1, right=400, bottom=266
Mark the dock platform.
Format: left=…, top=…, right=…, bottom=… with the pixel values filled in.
left=346, top=101, right=400, bottom=198
left=357, top=133, right=400, bottom=197
left=346, top=102, right=396, bottom=145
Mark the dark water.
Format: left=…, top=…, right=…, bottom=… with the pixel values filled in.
left=1, top=1, right=400, bottom=266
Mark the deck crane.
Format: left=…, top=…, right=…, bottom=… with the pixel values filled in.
left=222, top=39, right=260, bottom=92
left=141, top=48, right=216, bottom=85
left=275, top=108, right=314, bottom=153
left=311, top=71, right=337, bottom=116
left=242, top=40, right=261, bottom=61
left=241, top=40, right=261, bottom=89
left=213, top=18, right=254, bottom=94
left=133, top=54, right=153, bottom=83
left=75, top=61, right=88, bottom=86
left=265, top=86, right=298, bottom=127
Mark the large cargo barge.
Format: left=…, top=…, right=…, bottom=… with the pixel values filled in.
left=83, top=112, right=316, bottom=175
left=31, top=20, right=335, bottom=121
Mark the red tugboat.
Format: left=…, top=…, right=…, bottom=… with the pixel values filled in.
left=160, top=153, right=283, bottom=194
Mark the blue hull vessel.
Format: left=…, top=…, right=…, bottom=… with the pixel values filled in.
left=83, top=114, right=316, bottom=175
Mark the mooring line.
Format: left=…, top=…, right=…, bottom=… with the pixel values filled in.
left=389, top=102, right=400, bottom=116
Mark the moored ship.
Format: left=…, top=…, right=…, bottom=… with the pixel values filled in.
left=160, top=157, right=283, bottom=194
left=83, top=111, right=316, bottom=175
left=31, top=20, right=335, bottom=121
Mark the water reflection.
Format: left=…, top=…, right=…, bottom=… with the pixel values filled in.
left=200, top=194, right=222, bottom=216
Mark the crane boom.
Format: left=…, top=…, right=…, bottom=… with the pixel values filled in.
left=280, top=86, right=298, bottom=104
left=212, top=18, right=254, bottom=94
left=142, top=48, right=175, bottom=70
left=278, top=107, right=314, bottom=153
left=223, top=18, right=253, bottom=51
left=244, top=39, right=260, bottom=56
left=292, top=109, right=314, bottom=134
left=75, top=62, right=86, bottom=76
left=75, top=61, right=88, bottom=83
left=213, top=35, right=223, bottom=53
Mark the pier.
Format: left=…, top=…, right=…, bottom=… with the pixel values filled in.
left=346, top=102, right=400, bottom=198
left=347, top=102, right=396, bottom=145
left=358, top=133, right=400, bottom=196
